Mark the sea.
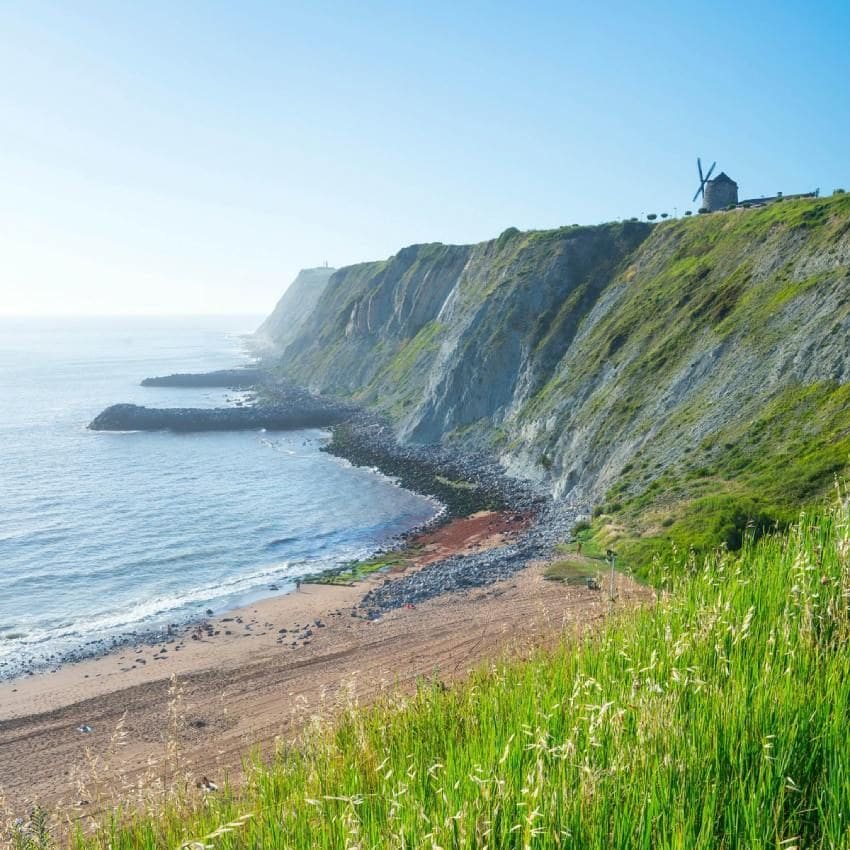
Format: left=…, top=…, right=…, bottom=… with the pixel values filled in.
left=0, top=316, right=439, bottom=679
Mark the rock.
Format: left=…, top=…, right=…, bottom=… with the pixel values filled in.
left=88, top=401, right=351, bottom=433
left=141, top=369, right=263, bottom=388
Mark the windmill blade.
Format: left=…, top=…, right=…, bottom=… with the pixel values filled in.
left=693, top=157, right=707, bottom=202
left=704, top=161, right=717, bottom=182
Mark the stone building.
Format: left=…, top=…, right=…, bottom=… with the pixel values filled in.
left=702, top=172, right=739, bottom=211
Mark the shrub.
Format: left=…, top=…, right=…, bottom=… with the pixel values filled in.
left=646, top=213, right=658, bottom=221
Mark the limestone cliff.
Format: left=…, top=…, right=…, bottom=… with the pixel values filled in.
left=267, top=195, right=850, bottom=567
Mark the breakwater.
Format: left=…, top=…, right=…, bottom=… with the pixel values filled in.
left=141, top=368, right=263, bottom=387
left=89, top=402, right=349, bottom=432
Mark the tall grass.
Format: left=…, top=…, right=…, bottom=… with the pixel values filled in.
left=19, top=496, right=850, bottom=848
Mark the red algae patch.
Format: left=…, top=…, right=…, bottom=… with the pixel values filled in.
left=409, top=510, right=532, bottom=567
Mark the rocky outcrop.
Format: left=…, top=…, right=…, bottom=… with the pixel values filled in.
left=89, top=402, right=349, bottom=432
left=141, top=369, right=263, bottom=388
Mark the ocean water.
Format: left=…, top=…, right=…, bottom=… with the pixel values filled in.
left=0, top=316, right=438, bottom=679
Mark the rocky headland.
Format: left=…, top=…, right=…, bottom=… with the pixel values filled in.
left=88, top=401, right=350, bottom=432
left=90, top=370, right=354, bottom=432
left=140, top=368, right=264, bottom=388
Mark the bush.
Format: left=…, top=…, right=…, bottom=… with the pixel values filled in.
left=646, top=213, right=658, bottom=221
left=571, top=519, right=591, bottom=534
left=834, top=188, right=846, bottom=195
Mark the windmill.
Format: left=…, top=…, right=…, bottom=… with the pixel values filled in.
left=692, top=157, right=717, bottom=204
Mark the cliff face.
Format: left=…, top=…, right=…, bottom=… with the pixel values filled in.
left=283, top=223, right=653, bottom=444
left=256, top=267, right=335, bottom=351
left=270, top=195, right=850, bottom=566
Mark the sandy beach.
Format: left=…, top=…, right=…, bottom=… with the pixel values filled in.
left=0, top=512, right=651, bottom=820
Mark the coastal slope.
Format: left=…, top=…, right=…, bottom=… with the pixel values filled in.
left=269, top=194, right=850, bottom=567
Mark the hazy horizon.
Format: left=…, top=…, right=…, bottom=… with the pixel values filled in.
left=2, top=0, right=848, bottom=317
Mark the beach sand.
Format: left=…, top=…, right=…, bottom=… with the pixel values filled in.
left=0, top=512, right=651, bottom=819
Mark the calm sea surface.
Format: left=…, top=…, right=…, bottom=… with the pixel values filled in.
left=0, top=316, right=438, bottom=678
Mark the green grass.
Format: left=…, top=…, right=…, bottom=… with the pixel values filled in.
left=24, top=498, right=847, bottom=849
left=303, top=549, right=417, bottom=585
left=434, top=474, right=479, bottom=491
left=543, top=552, right=605, bottom=585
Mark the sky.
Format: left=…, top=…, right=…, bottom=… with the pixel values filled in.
left=1, top=1, right=848, bottom=317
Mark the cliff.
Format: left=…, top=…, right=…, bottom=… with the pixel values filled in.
left=267, top=194, right=850, bottom=568
left=255, top=266, right=335, bottom=351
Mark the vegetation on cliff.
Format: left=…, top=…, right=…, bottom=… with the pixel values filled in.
left=51, top=498, right=850, bottom=849
left=272, top=194, right=850, bottom=574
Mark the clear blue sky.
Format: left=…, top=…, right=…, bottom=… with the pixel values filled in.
left=1, top=0, right=848, bottom=315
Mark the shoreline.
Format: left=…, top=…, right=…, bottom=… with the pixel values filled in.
left=0, top=368, right=610, bottom=816
left=0, top=509, right=530, bottom=722
left=321, top=412, right=586, bottom=618
left=6, top=373, right=573, bottom=685
left=0, top=547, right=650, bottom=817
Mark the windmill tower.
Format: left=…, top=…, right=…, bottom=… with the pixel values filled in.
left=693, top=158, right=739, bottom=212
